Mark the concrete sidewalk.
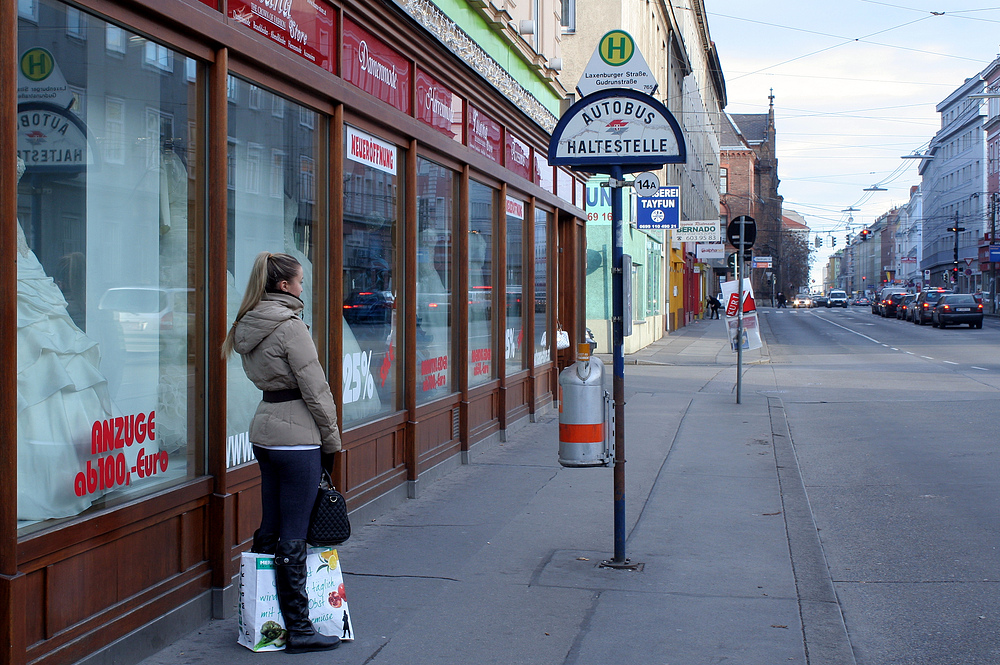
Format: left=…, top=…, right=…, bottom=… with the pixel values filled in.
left=134, top=318, right=852, bottom=665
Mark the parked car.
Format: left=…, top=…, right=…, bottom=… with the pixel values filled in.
left=895, top=294, right=915, bottom=320
left=826, top=289, right=849, bottom=308
left=912, top=289, right=952, bottom=325
left=931, top=293, right=983, bottom=328
left=792, top=293, right=812, bottom=308
left=880, top=291, right=909, bottom=318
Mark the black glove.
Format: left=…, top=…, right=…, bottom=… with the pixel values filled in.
left=320, top=452, right=337, bottom=475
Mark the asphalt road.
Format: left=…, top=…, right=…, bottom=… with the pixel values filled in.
left=760, top=305, right=1000, bottom=665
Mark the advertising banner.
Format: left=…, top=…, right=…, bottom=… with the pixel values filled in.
left=229, top=0, right=335, bottom=73
left=342, top=18, right=410, bottom=112
left=414, top=69, right=462, bottom=142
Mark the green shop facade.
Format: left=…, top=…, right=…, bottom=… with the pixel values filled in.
left=1, top=1, right=588, bottom=664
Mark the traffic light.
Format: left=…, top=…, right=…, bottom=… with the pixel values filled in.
left=832, top=236, right=837, bottom=247
left=815, top=236, right=821, bottom=248
left=727, top=252, right=738, bottom=271
left=860, top=229, right=870, bottom=241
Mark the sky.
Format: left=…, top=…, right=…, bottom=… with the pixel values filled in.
left=704, top=0, right=1000, bottom=287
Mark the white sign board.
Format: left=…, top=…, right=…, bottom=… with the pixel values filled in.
left=696, top=243, right=725, bottom=260
left=577, top=30, right=657, bottom=97
left=673, top=221, right=720, bottom=243
left=720, top=278, right=762, bottom=351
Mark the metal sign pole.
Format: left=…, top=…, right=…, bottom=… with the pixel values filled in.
left=736, top=221, right=743, bottom=405
left=607, top=164, right=630, bottom=567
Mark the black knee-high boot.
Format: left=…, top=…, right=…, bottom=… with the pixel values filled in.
left=274, top=540, right=341, bottom=654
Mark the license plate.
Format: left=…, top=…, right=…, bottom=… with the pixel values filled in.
left=956, top=307, right=970, bottom=312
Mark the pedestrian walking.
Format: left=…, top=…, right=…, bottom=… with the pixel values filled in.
left=776, top=292, right=786, bottom=308
left=222, top=251, right=343, bottom=654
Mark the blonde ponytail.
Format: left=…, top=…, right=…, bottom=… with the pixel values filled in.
left=221, top=251, right=302, bottom=359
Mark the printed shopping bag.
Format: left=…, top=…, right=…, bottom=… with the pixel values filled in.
left=238, top=547, right=355, bottom=651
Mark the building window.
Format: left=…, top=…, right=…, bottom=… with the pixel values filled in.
left=248, top=85, right=262, bottom=110
left=18, top=0, right=38, bottom=21
left=103, top=97, right=125, bottom=164
left=560, top=0, right=575, bottom=32
left=415, top=158, right=457, bottom=403
left=105, top=24, right=126, bottom=54
left=16, top=0, right=202, bottom=531
left=720, top=166, right=728, bottom=194
left=468, top=180, right=495, bottom=387
left=227, top=82, right=323, bottom=457
left=144, top=40, right=173, bottom=72
left=342, top=126, right=399, bottom=425
left=66, top=7, right=85, bottom=39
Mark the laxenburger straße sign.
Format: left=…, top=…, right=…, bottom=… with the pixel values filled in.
left=547, top=88, right=686, bottom=173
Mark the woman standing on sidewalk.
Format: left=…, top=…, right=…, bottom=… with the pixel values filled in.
left=222, top=251, right=342, bottom=654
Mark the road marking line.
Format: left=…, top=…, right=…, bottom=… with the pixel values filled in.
left=943, top=360, right=958, bottom=365
left=904, top=351, right=914, bottom=355
left=890, top=347, right=899, bottom=351
left=812, top=315, right=881, bottom=344
left=921, top=356, right=934, bottom=360
left=973, top=366, right=988, bottom=371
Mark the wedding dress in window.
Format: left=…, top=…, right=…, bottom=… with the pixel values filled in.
left=17, top=157, right=112, bottom=521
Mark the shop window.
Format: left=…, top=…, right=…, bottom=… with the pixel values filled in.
left=533, top=208, right=550, bottom=366
left=415, top=158, right=457, bottom=402
left=226, top=81, right=322, bottom=465
left=505, top=196, right=525, bottom=373
left=342, top=125, right=400, bottom=425
left=468, top=180, right=495, bottom=386
left=16, top=1, right=203, bottom=531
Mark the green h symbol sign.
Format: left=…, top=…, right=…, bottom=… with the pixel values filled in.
left=600, top=32, right=633, bottom=66
left=21, top=48, right=54, bottom=82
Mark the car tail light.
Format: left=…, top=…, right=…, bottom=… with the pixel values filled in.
left=942, top=305, right=951, bottom=311
left=978, top=304, right=983, bottom=310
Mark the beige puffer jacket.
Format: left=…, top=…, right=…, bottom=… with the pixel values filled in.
left=233, top=292, right=342, bottom=453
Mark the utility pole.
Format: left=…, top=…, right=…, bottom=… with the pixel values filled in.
left=992, top=193, right=998, bottom=313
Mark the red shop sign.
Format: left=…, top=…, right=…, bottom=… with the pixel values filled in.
left=467, top=105, right=502, bottom=162
left=505, top=131, right=532, bottom=181
left=342, top=18, right=411, bottom=113
left=229, top=0, right=335, bottom=72
left=415, top=69, right=463, bottom=142
left=198, top=0, right=219, bottom=8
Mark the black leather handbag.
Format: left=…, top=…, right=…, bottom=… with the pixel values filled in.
left=306, top=471, right=351, bottom=546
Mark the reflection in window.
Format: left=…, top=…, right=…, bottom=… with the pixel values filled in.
left=533, top=208, right=550, bottom=366
left=226, top=81, right=321, bottom=464
left=468, top=181, right=495, bottom=387
left=416, top=158, right=456, bottom=403
left=505, top=198, right=524, bottom=374
left=342, top=126, right=399, bottom=426
left=16, top=1, right=201, bottom=531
